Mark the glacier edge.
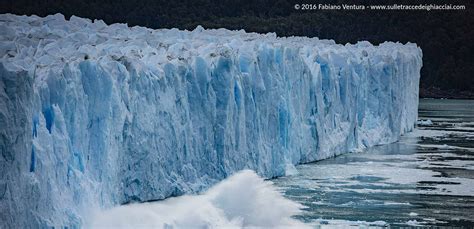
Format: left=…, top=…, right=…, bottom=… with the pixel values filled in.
left=0, top=13, right=422, bottom=228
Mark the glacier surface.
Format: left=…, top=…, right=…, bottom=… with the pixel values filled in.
left=0, top=13, right=422, bottom=228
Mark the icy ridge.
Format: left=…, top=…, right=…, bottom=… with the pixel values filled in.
left=0, top=14, right=422, bottom=227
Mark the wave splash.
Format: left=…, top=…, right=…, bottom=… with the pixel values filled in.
left=90, top=170, right=308, bottom=228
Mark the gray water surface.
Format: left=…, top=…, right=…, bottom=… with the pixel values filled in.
left=274, top=99, right=474, bottom=227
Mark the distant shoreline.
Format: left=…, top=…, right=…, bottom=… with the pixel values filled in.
left=420, top=87, right=474, bottom=100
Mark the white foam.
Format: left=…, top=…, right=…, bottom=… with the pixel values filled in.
left=90, top=170, right=308, bottom=228
left=406, top=220, right=422, bottom=226
left=418, top=144, right=474, bottom=152
left=417, top=119, right=433, bottom=125
left=404, top=128, right=474, bottom=139
left=312, top=219, right=388, bottom=228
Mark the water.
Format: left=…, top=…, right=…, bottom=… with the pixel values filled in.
left=274, top=99, right=474, bottom=227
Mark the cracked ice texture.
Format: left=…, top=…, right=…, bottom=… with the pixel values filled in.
left=0, top=14, right=422, bottom=227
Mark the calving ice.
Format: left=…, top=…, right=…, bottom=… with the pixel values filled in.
left=90, top=170, right=309, bottom=228
left=0, top=13, right=422, bottom=228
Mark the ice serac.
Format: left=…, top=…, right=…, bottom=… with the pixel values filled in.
left=0, top=14, right=422, bottom=227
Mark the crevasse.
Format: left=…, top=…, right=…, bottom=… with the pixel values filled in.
left=0, top=13, right=422, bottom=228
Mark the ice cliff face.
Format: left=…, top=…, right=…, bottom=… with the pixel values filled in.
left=0, top=13, right=422, bottom=228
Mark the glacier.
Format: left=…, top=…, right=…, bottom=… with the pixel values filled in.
left=0, top=13, right=422, bottom=228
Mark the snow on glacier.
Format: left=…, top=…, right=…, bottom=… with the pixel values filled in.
left=0, top=13, right=422, bottom=228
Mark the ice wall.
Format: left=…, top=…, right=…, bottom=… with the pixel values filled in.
left=0, top=14, right=422, bottom=228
